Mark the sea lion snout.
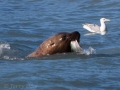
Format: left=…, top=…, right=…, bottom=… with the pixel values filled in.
left=69, top=31, right=80, bottom=42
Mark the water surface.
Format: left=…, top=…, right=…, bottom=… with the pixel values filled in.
left=0, top=0, right=120, bottom=90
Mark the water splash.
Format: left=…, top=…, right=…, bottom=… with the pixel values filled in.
left=3, top=56, right=25, bottom=60
left=0, top=43, right=23, bottom=60
left=0, top=42, right=11, bottom=55
left=0, top=43, right=15, bottom=60
left=83, top=46, right=96, bottom=55
left=70, top=41, right=96, bottom=55
left=3, top=56, right=10, bottom=59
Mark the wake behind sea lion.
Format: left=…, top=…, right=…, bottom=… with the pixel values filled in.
left=27, top=31, right=82, bottom=57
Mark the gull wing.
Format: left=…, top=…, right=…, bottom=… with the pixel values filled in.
left=83, top=23, right=100, bottom=33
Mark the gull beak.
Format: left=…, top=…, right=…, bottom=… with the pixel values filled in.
left=105, top=19, right=110, bottom=22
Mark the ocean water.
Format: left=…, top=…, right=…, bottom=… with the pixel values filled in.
left=0, top=0, right=120, bottom=90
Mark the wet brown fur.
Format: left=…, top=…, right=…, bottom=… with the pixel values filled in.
left=27, top=31, right=80, bottom=57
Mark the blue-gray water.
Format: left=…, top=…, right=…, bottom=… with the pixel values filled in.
left=0, top=0, right=120, bottom=90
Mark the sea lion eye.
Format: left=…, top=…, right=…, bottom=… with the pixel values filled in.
left=62, top=35, right=66, bottom=40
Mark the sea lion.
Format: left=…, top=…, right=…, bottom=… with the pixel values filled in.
left=27, top=31, right=82, bottom=57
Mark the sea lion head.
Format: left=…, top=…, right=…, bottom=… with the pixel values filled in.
left=27, top=31, right=81, bottom=57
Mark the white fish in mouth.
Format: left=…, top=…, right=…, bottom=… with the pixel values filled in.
left=83, top=18, right=110, bottom=35
left=70, top=40, right=82, bottom=54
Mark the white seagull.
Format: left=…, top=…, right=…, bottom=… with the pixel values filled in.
left=82, top=18, right=110, bottom=35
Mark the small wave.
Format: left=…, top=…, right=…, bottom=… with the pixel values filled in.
left=82, top=46, right=96, bottom=55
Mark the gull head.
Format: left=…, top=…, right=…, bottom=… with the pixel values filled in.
left=100, top=18, right=110, bottom=23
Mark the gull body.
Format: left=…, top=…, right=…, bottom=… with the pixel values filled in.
left=70, top=40, right=82, bottom=54
left=83, top=18, right=110, bottom=35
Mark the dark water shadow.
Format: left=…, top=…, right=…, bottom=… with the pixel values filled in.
left=25, top=52, right=120, bottom=61
left=0, top=51, right=120, bottom=61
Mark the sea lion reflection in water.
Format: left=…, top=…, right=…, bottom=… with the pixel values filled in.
left=27, top=31, right=82, bottom=57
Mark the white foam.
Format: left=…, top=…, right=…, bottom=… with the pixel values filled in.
left=3, top=56, right=25, bottom=60
left=0, top=43, right=11, bottom=55
left=0, top=42, right=25, bottom=60
left=0, top=43, right=10, bottom=49
left=3, top=56, right=10, bottom=59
